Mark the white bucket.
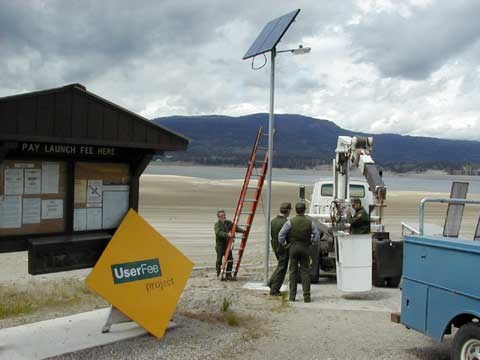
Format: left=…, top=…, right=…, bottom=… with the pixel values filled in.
left=335, top=232, right=372, bottom=292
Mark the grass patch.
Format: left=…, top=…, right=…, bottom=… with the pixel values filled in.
left=179, top=309, right=241, bottom=327
left=270, top=291, right=290, bottom=313
left=223, top=310, right=240, bottom=326
left=0, top=278, right=104, bottom=320
left=178, top=310, right=225, bottom=324
left=220, top=297, right=240, bottom=326
left=221, top=297, right=231, bottom=312
left=0, top=293, right=33, bottom=318
left=280, top=291, right=289, bottom=308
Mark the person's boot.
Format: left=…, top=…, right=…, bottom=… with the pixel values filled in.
left=304, top=296, right=311, bottom=303
left=289, top=293, right=296, bottom=301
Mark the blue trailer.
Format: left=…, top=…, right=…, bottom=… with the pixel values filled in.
left=399, top=197, right=480, bottom=360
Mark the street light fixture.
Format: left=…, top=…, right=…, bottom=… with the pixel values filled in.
left=278, top=45, right=312, bottom=55
left=243, top=9, right=310, bottom=286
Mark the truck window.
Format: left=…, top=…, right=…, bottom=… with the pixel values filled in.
left=321, top=184, right=333, bottom=196
left=350, top=185, right=365, bottom=198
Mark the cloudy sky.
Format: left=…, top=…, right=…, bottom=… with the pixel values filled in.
left=1, top=0, right=480, bottom=140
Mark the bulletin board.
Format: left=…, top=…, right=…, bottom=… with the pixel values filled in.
left=73, top=162, right=131, bottom=232
left=0, top=160, right=66, bottom=236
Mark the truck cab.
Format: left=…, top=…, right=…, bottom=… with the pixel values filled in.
left=308, top=178, right=383, bottom=232
left=309, top=178, right=372, bottom=215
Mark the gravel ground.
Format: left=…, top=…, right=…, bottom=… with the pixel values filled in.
left=46, top=270, right=452, bottom=360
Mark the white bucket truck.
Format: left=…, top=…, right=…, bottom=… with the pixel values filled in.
left=300, top=136, right=402, bottom=292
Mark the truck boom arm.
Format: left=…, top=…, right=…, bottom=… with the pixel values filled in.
left=336, top=136, right=386, bottom=203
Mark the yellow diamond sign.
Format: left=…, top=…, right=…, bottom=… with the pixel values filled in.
left=86, top=209, right=194, bottom=338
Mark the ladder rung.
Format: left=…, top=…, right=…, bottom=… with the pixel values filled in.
left=247, top=186, right=259, bottom=189
left=237, top=224, right=250, bottom=228
left=241, top=211, right=253, bottom=215
left=257, top=146, right=268, bottom=150
left=244, top=199, right=257, bottom=202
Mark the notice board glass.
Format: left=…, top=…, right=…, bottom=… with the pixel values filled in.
left=74, top=162, right=130, bottom=232
left=0, top=160, right=66, bottom=236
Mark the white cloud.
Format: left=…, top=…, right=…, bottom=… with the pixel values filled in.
left=0, top=0, right=479, bottom=140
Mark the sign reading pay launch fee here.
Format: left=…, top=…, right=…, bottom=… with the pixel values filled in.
left=86, top=209, right=194, bottom=338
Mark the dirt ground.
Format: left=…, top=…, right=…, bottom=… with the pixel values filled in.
left=1, top=175, right=479, bottom=359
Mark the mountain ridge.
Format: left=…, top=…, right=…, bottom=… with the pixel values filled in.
left=153, top=113, right=480, bottom=172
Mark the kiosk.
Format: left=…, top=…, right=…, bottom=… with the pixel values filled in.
left=0, top=84, right=188, bottom=274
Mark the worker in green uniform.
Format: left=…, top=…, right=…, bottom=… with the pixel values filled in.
left=349, top=198, right=370, bottom=234
left=214, top=209, right=244, bottom=280
left=268, top=202, right=292, bottom=296
left=278, top=202, right=320, bottom=303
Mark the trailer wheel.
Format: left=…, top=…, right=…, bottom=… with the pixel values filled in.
left=386, top=276, right=401, bottom=288
left=452, top=323, right=480, bottom=360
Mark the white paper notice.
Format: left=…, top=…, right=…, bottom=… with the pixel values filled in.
left=74, top=208, right=87, bottom=231
left=86, top=207, right=102, bottom=230
left=22, top=198, right=41, bottom=224
left=41, top=199, right=63, bottom=219
left=0, top=196, right=22, bottom=228
left=102, top=190, right=129, bottom=229
left=24, top=169, right=41, bottom=194
left=87, top=180, right=103, bottom=203
left=42, top=162, right=60, bottom=194
left=4, top=168, right=24, bottom=195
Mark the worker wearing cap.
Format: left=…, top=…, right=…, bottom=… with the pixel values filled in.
left=214, top=209, right=244, bottom=280
left=278, top=202, right=320, bottom=303
left=349, top=199, right=370, bottom=234
left=268, top=202, right=292, bottom=295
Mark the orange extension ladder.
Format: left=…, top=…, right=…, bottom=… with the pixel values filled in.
left=219, top=127, right=268, bottom=280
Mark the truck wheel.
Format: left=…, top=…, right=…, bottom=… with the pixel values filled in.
left=386, top=276, right=401, bottom=288
left=452, top=322, right=480, bottom=360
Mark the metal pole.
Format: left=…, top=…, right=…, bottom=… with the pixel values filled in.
left=264, top=49, right=275, bottom=286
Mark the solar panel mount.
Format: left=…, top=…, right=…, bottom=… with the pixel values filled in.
left=243, top=9, right=300, bottom=60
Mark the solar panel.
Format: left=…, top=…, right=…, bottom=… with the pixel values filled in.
left=243, top=9, right=300, bottom=60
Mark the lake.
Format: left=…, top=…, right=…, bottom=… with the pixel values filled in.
left=145, top=164, right=480, bottom=194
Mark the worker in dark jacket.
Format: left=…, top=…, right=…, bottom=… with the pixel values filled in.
left=268, top=202, right=292, bottom=296
left=214, top=209, right=244, bottom=279
left=279, top=202, right=320, bottom=303
left=349, top=199, right=370, bottom=234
